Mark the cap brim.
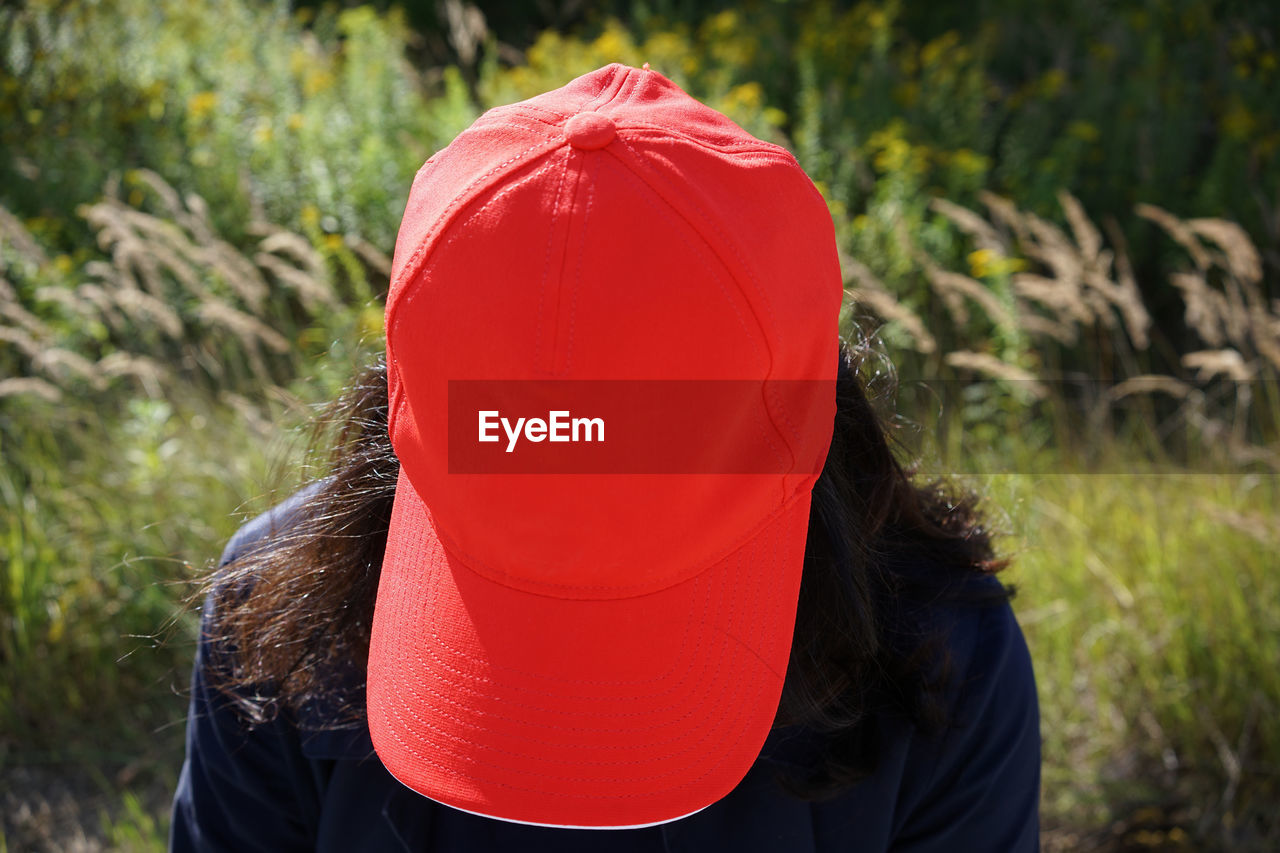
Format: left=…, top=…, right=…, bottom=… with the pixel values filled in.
left=367, top=466, right=810, bottom=829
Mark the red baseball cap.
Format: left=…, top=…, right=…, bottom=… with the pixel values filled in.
left=368, top=63, right=842, bottom=828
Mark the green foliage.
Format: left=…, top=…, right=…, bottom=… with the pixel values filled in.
left=0, top=0, right=477, bottom=251
left=0, top=355, right=364, bottom=848
left=477, top=15, right=786, bottom=142
left=1005, top=469, right=1279, bottom=848
left=100, top=788, right=166, bottom=853
left=0, top=392, right=272, bottom=805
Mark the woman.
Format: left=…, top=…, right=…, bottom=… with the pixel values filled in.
left=171, top=64, right=1040, bottom=851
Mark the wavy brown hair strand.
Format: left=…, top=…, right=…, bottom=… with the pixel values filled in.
left=199, top=358, right=397, bottom=727
left=773, top=340, right=1011, bottom=797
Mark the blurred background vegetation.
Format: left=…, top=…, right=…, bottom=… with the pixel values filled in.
left=1, top=0, right=1276, bottom=849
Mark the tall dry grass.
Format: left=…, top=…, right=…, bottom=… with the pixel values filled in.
left=0, top=170, right=381, bottom=409
left=4, top=168, right=1274, bottom=475
left=843, top=189, right=1278, bottom=470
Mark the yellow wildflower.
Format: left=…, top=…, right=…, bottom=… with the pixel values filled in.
left=1067, top=120, right=1099, bottom=143
left=894, top=81, right=920, bottom=108
left=188, top=91, right=217, bottom=120
left=1222, top=99, right=1255, bottom=139
left=591, top=26, right=631, bottom=62
left=921, top=31, right=959, bottom=67
left=1040, top=68, right=1066, bottom=98
left=721, top=82, right=764, bottom=117
left=289, top=47, right=309, bottom=76
left=1088, top=42, right=1116, bottom=62
left=968, top=248, right=1026, bottom=278
left=303, top=68, right=334, bottom=97
left=949, top=148, right=989, bottom=175
left=874, top=138, right=911, bottom=173
left=968, top=248, right=998, bottom=278
left=1228, top=32, right=1255, bottom=57
left=704, top=10, right=739, bottom=38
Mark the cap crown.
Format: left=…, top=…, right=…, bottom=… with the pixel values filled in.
left=385, top=64, right=841, bottom=597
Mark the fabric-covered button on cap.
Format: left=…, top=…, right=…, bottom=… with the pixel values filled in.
left=564, top=112, right=616, bottom=150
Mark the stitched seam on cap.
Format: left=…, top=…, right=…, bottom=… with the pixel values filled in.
left=578, top=63, right=624, bottom=114
left=470, top=110, right=562, bottom=134
left=534, top=147, right=572, bottom=375
left=388, top=151, right=563, bottom=447
left=610, top=136, right=804, bottom=468
left=588, top=154, right=783, bottom=483
left=517, top=103, right=572, bottom=122
left=386, top=138, right=563, bottom=354
left=594, top=151, right=762, bottom=363
left=613, top=63, right=646, bottom=110
left=621, top=129, right=835, bottom=255
left=546, top=151, right=587, bottom=376
left=620, top=124, right=798, bottom=156
left=485, top=113, right=567, bottom=134
left=378, top=681, right=749, bottom=792
left=405, top=156, right=564, bottom=337
left=604, top=138, right=791, bottom=465
left=621, top=130, right=838, bottom=284
left=394, top=624, right=714, bottom=732
left=562, top=154, right=598, bottom=374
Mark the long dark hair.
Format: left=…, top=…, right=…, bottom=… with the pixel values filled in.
left=198, top=337, right=1011, bottom=799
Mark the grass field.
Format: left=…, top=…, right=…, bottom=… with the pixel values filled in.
left=991, top=469, right=1277, bottom=850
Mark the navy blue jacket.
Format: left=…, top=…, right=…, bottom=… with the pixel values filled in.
left=171, top=492, right=1041, bottom=852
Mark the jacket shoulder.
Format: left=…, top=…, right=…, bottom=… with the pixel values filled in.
left=218, top=479, right=329, bottom=569
left=889, top=584, right=1041, bottom=850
